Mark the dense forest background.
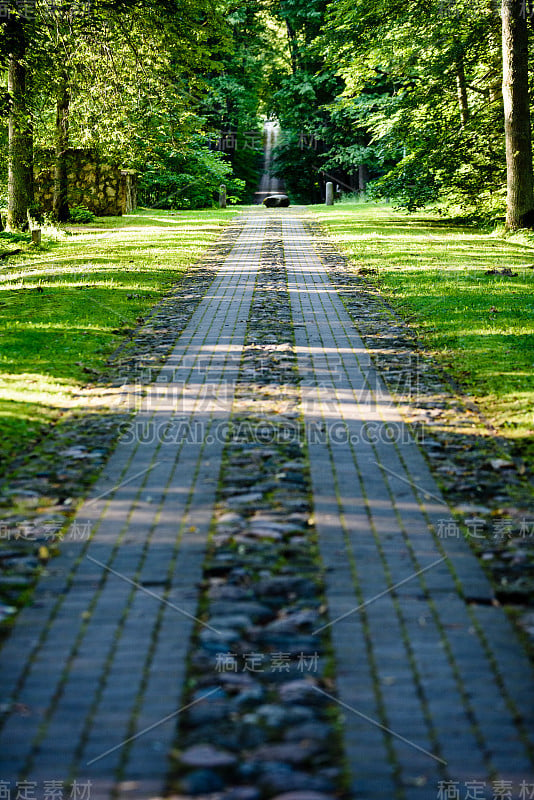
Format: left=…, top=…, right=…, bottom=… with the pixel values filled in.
left=1, top=0, right=533, bottom=224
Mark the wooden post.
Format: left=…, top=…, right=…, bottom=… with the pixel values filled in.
left=325, top=182, right=334, bottom=206
left=219, top=184, right=227, bottom=208
left=32, top=228, right=41, bottom=245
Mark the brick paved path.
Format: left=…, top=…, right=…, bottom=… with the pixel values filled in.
left=0, top=210, right=533, bottom=799
left=283, top=216, right=534, bottom=798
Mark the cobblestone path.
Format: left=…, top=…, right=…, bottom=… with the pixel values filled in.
left=0, top=210, right=532, bottom=800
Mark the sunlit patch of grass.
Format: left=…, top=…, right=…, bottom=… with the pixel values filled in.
left=314, top=201, right=534, bottom=448
left=0, top=207, right=239, bottom=472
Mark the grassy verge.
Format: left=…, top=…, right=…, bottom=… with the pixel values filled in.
left=313, top=200, right=534, bottom=459
left=0, top=207, right=239, bottom=471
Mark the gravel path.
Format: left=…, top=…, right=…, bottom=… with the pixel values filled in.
left=0, top=208, right=532, bottom=800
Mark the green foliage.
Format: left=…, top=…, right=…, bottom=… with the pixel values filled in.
left=318, top=0, right=506, bottom=214
left=265, top=0, right=388, bottom=204
left=1, top=0, right=249, bottom=214
left=439, top=188, right=507, bottom=227
left=0, top=0, right=520, bottom=215
left=271, top=130, right=324, bottom=203
left=138, top=137, right=245, bottom=209
left=68, top=204, right=96, bottom=223
left=197, top=2, right=276, bottom=197
left=266, top=0, right=345, bottom=204
left=367, top=153, right=439, bottom=211
left=0, top=128, right=7, bottom=197
left=0, top=230, right=30, bottom=243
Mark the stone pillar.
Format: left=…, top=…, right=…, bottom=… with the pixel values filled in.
left=219, top=184, right=227, bottom=208
left=325, top=182, right=334, bottom=206
left=31, top=229, right=41, bottom=245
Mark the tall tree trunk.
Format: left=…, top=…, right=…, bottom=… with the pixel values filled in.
left=7, top=26, right=33, bottom=231
left=455, top=56, right=470, bottom=127
left=502, top=0, right=534, bottom=229
left=53, top=72, right=70, bottom=222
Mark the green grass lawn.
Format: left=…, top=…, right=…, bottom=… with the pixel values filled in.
left=0, top=207, right=238, bottom=470
left=3, top=201, right=533, bottom=474
left=313, top=201, right=534, bottom=454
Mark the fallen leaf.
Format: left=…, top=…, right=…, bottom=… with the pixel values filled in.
left=38, top=546, right=49, bottom=562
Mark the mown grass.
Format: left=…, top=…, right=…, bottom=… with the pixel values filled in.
left=0, top=207, right=238, bottom=470
left=313, top=201, right=534, bottom=454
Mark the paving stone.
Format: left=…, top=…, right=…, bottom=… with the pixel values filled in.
left=247, top=741, right=321, bottom=765
left=0, top=209, right=532, bottom=800
left=179, top=768, right=226, bottom=794
left=283, top=213, right=534, bottom=795
left=178, top=744, right=238, bottom=768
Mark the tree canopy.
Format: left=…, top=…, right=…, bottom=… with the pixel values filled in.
left=1, top=0, right=533, bottom=225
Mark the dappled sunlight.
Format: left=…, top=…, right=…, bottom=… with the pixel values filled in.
left=0, top=385, right=81, bottom=406
left=325, top=239, right=532, bottom=274
left=0, top=369, right=91, bottom=457
left=2, top=244, right=215, bottom=279
left=317, top=202, right=534, bottom=444
left=125, top=217, right=229, bottom=228
left=486, top=390, right=534, bottom=436
left=0, top=272, right=185, bottom=290
left=67, top=209, right=238, bottom=234
left=293, top=343, right=370, bottom=357
left=0, top=207, right=239, bottom=465
left=333, top=230, right=473, bottom=242
left=0, top=371, right=80, bottom=388
left=0, top=256, right=122, bottom=275
left=1, top=319, right=117, bottom=333
left=71, top=224, right=224, bottom=237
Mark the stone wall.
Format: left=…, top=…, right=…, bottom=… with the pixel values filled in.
left=35, top=149, right=137, bottom=216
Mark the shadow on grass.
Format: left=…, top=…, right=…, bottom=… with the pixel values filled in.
left=0, top=207, right=241, bottom=472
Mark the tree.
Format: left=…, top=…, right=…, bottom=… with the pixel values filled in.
left=26, top=0, right=241, bottom=212
left=1, top=0, right=256, bottom=217
left=316, top=0, right=508, bottom=214
left=264, top=0, right=349, bottom=202
left=501, top=0, right=534, bottom=228
left=4, top=14, right=33, bottom=229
